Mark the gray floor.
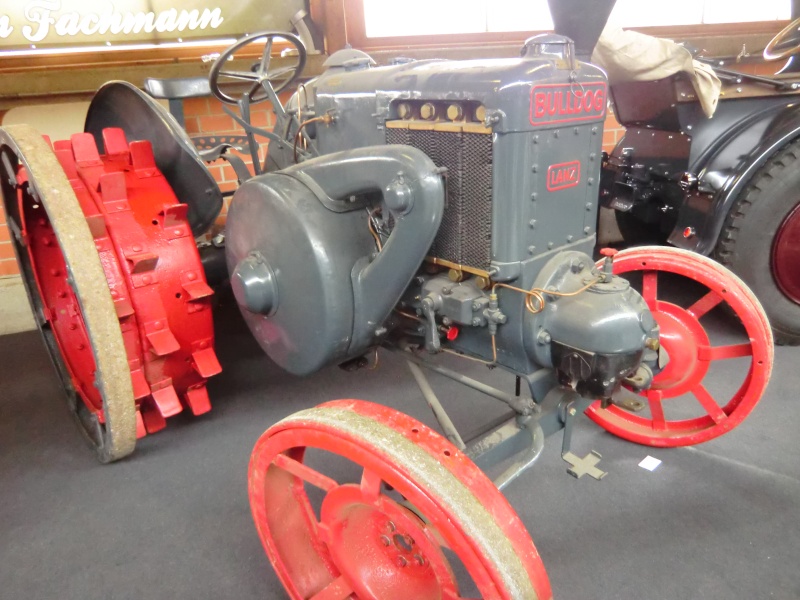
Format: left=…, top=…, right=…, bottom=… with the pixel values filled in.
left=1, top=291, right=799, bottom=600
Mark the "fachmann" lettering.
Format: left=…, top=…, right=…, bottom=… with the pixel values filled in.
left=529, top=82, right=607, bottom=126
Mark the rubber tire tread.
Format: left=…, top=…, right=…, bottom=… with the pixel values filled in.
left=715, top=137, right=800, bottom=346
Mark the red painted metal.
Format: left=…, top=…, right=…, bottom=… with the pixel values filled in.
left=771, top=201, right=800, bottom=304
left=20, top=128, right=221, bottom=437
left=599, top=247, right=618, bottom=258
left=249, top=399, right=552, bottom=600
left=586, top=247, right=773, bottom=447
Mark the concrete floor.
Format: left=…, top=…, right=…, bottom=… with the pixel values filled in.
left=1, top=288, right=799, bottom=600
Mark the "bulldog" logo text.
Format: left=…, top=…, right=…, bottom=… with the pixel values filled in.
left=530, top=82, right=607, bottom=126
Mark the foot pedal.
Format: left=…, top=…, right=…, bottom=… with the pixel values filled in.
left=563, top=450, right=607, bottom=480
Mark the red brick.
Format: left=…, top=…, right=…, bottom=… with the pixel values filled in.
left=0, top=224, right=9, bottom=243
left=207, top=99, right=228, bottom=116
left=0, top=242, right=15, bottom=260
left=219, top=164, right=237, bottom=182
left=184, top=116, right=201, bottom=134
left=604, top=112, right=621, bottom=129
left=218, top=181, right=238, bottom=195
left=0, top=259, right=20, bottom=276
left=183, top=96, right=209, bottom=116
left=602, top=129, right=618, bottom=152
left=251, top=109, right=274, bottom=128
left=198, top=114, right=236, bottom=134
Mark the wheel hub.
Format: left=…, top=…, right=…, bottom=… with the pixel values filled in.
left=651, top=301, right=710, bottom=397
left=771, top=201, right=800, bottom=305
left=319, top=484, right=452, bottom=600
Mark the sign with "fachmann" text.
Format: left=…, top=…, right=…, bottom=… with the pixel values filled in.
left=0, top=0, right=304, bottom=49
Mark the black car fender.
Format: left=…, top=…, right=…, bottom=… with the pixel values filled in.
left=669, top=97, right=800, bottom=254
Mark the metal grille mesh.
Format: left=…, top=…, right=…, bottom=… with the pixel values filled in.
left=386, top=127, right=493, bottom=268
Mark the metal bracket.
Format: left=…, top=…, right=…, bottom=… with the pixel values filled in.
left=561, top=400, right=607, bottom=480
left=563, top=450, right=606, bottom=480
left=611, top=387, right=646, bottom=412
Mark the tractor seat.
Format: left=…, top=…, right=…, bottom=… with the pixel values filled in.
left=143, top=76, right=252, bottom=155
left=85, top=81, right=223, bottom=235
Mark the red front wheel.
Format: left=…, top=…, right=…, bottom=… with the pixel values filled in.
left=587, top=247, right=773, bottom=447
left=248, top=400, right=552, bottom=600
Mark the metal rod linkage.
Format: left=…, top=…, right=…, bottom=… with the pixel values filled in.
left=406, top=361, right=466, bottom=450
left=400, top=350, right=537, bottom=415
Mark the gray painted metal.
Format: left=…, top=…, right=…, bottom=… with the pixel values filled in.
left=225, top=145, right=444, bottom=375
left=243, top=36, right=657, bottom=403
left=526, top=250, right=657, bottom=368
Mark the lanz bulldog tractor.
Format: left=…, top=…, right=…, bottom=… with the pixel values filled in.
left=0, top=26, right=774, bottom=600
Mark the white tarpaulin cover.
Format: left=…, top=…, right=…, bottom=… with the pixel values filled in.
left=591, top=25, right=722, bottom=117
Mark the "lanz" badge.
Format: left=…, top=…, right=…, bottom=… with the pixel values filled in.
left=547, top=161, right=581, bottom=191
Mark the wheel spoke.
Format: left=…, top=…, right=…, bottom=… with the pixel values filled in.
left=267, top=65, right=296, bottom=80
left=692, top=384, right=727, bottom=424
left=647, top=389, right=666, bottom=430
left=699, top=342, right=753, bottom=361
left=309, top=576, right=354, bottom=600
left=247, top=82, right=263, bottom=101
left=686, top=289, right=723, bottom=319
left=273, top=453, right=338, bottom=491
left=642, top=271, right=658, bottom=307
left=218, top=70, right=259, bottom=82
left=259, top=37, right=274, bottom=74
left=360, top=467, right=382, bottom=503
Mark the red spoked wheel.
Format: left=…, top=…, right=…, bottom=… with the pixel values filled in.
left=249, top=400, right=552, bottom=600
left=586, top=246, right=773, bottom=447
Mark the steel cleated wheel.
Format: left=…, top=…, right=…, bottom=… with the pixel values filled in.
left=586, top=246, right=773, bottom=447
left=0, top=124, right=136, bottom=462
left=0, top=124, right=222, bottom=461
left=248, top=399, right=552, bottom=600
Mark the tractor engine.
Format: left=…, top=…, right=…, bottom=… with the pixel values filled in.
left=225, top=35, right=658, bottom=401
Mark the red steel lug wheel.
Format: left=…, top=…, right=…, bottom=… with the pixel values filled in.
left=0, top=124, right=136, bottom=462
left=0, top=123, right=222, bottom=461
left=586, top=246, right=773, bottom=447
left=249, top=400, right=552, bottom=600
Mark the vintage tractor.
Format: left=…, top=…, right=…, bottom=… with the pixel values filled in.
left=597, top=11, right=800, bottom=346
left=0, top=26, right=775, bottom=600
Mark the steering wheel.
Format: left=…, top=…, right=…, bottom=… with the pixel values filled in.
left=209, top=31, right=307, bottom=105
left=764, top=17, right=800, bottom=61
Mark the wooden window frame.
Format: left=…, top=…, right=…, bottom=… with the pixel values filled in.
left=337, top=0, right=789, bottom=52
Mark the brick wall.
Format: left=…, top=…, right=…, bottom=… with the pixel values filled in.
left=603, top=108, right=625, bottom=153
left=182, top=96, right=278, bottom=236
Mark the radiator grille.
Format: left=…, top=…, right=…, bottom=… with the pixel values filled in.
left=386, top=125, right=493, bottom=269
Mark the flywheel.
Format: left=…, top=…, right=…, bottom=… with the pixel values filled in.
left=0, top=124, right=221, bottom=461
